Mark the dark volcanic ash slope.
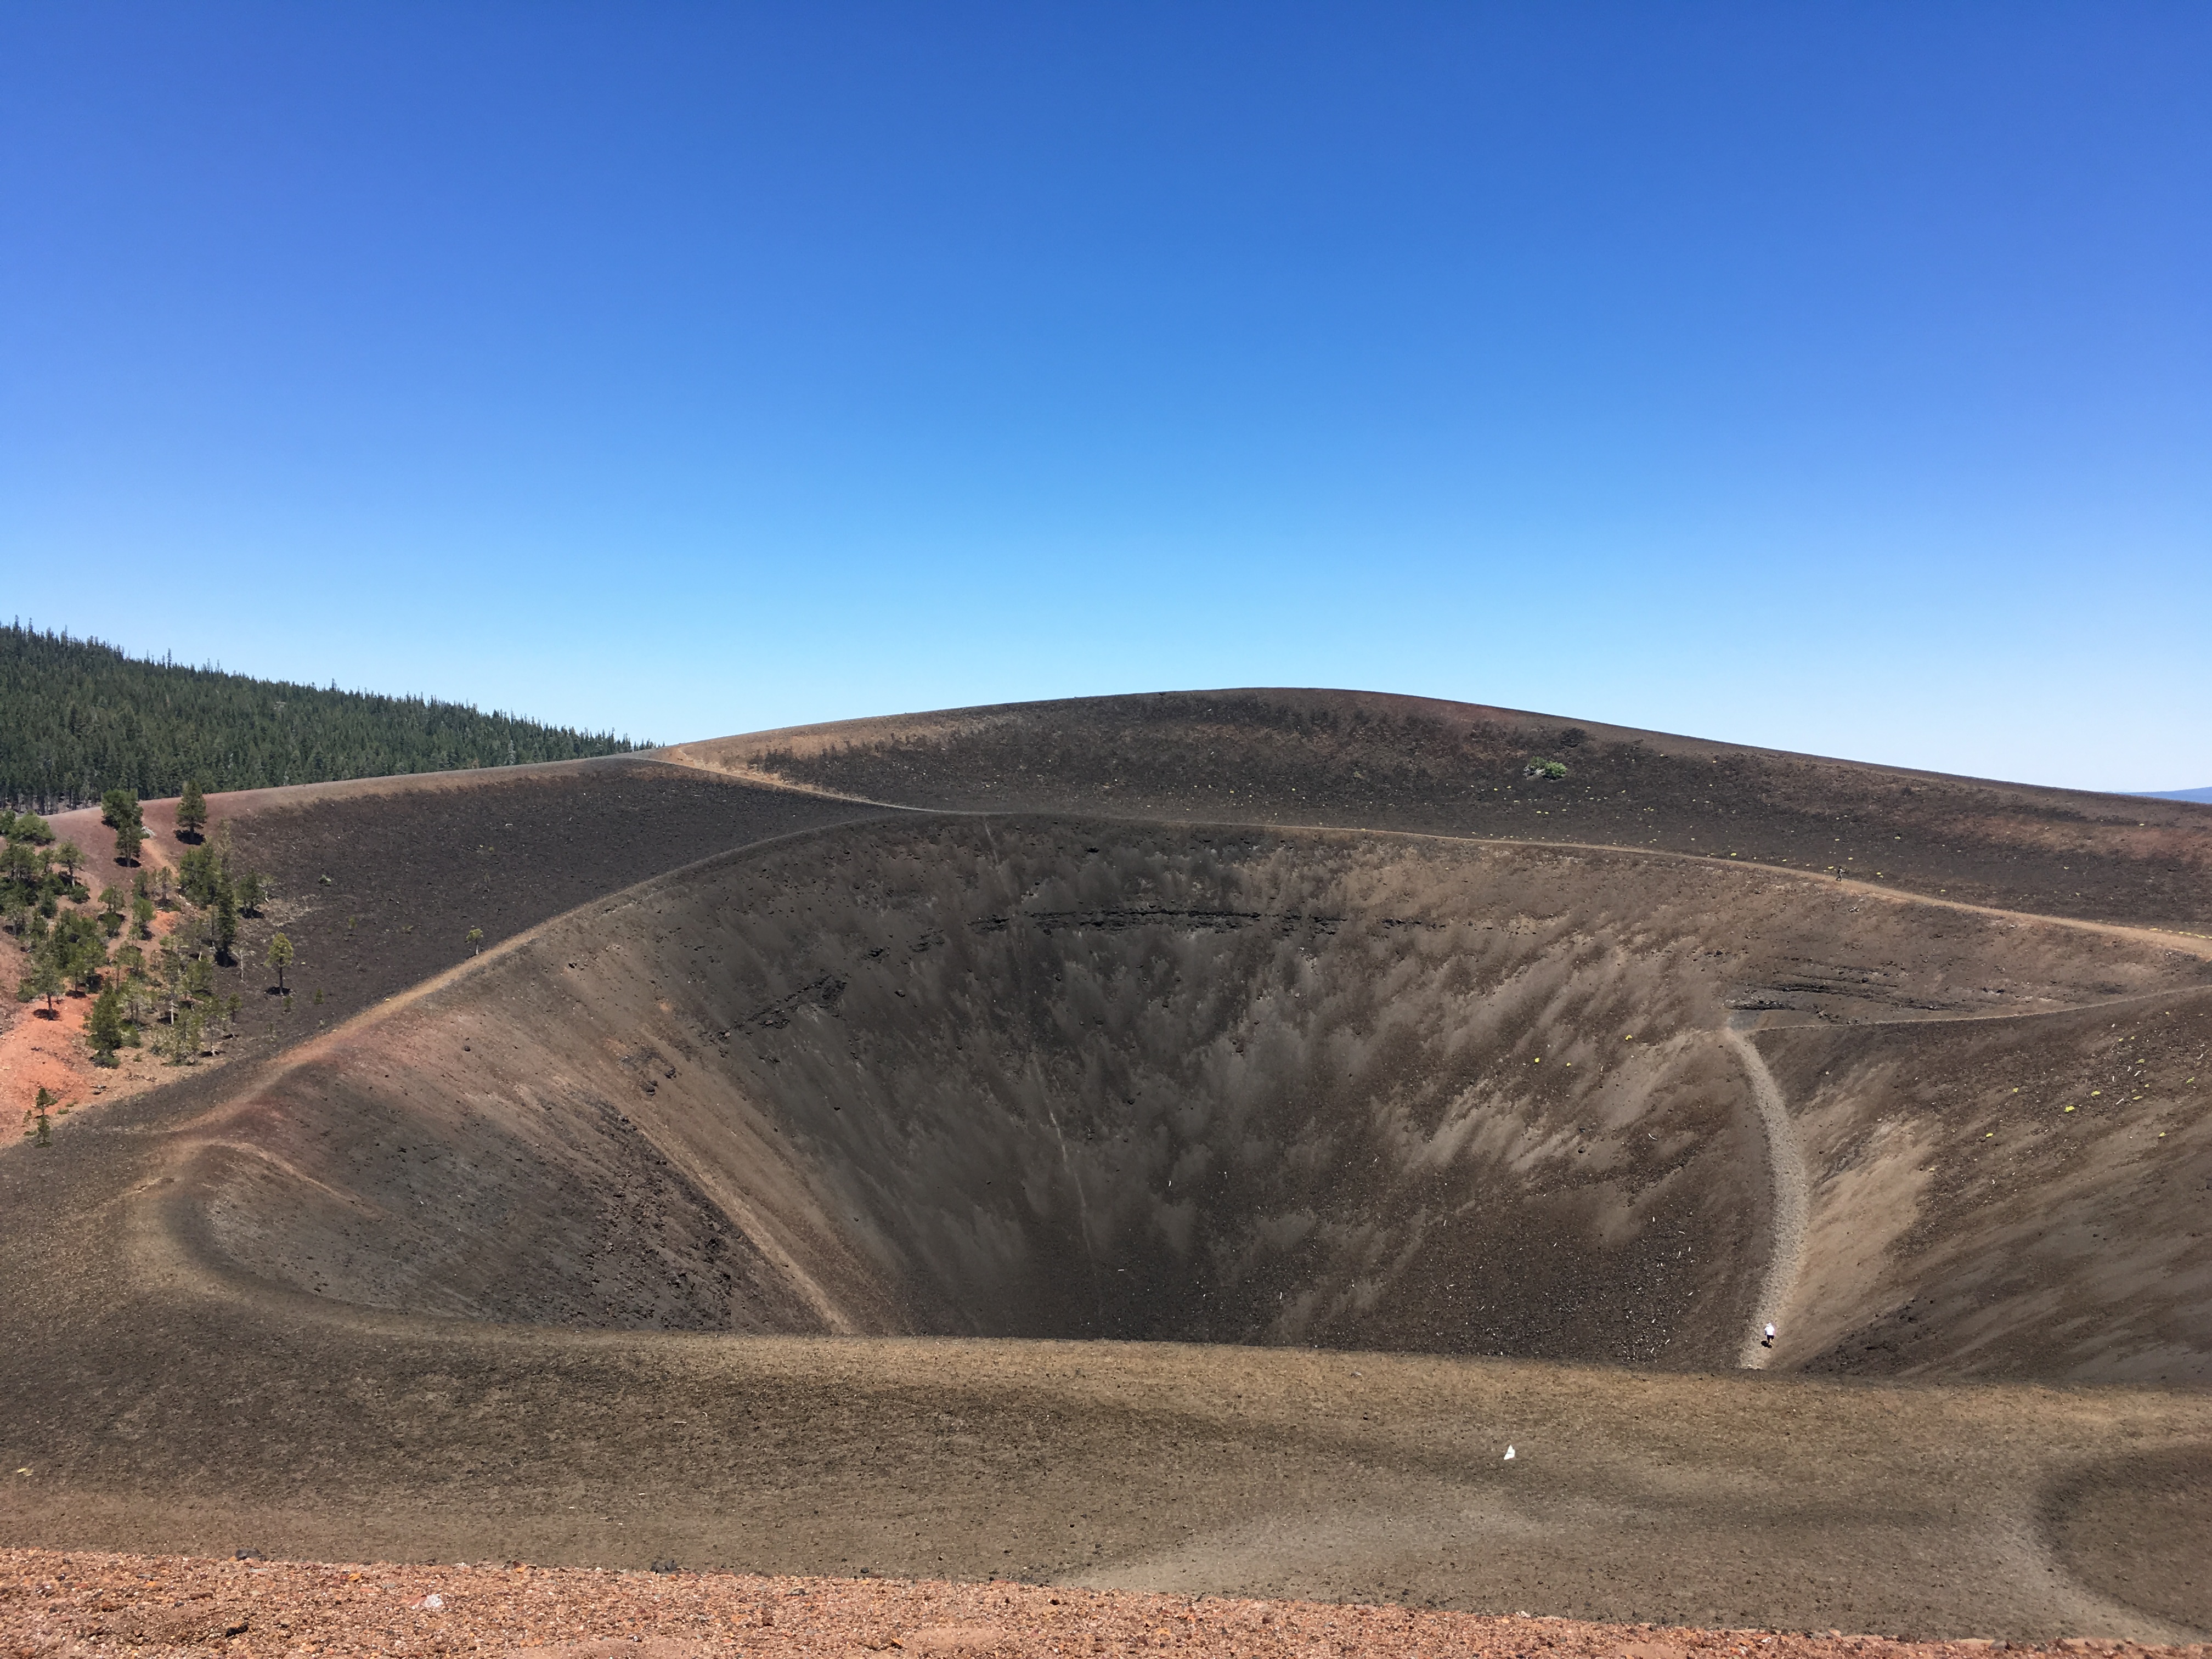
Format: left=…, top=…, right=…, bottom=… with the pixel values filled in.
left=178, top=814, right=2210, bottom=1374
left=668, top=690, right=2212, bottom=931
left=218, top=755, right=887, bottom=1036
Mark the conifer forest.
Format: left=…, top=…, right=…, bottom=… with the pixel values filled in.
left=1, top=623, right=647, bottom=810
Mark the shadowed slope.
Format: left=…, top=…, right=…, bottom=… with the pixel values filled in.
left=667, top=690, right=2212, bottom=930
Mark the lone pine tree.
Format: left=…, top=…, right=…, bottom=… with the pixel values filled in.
left=175, top=780, right=207, bottom=839
left=102, top=789, right=145, bottom=866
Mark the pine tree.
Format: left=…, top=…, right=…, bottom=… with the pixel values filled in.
left=211, top=885, right=239, bottom=962
left=67, top=939, right=106, bottom=994
left=44, top=911, right=108, bottom=991
left=86, top=985, right=127, bottom=1065
left=162, top=1005, right=207, bottom=1064
left=157, top=943, right=184, bottom=1024
left=176, top=780, right=208, bottom=839
left=177, top=839, right=221, bottom=905
left=16, top=951, right=63, bottom=1014
left=266, top=932, right=294, bottom=991
left=121, top=972, right=153, bottom=1029
left=2, top=840, right=37, bottom=890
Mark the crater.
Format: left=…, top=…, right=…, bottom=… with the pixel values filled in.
left=175, top=815, right=2206, bottom=1371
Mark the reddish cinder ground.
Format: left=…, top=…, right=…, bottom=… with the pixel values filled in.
left=1, top=820, right=194, bottom=1136
left=10, top=1551, right=2192, bottom=1659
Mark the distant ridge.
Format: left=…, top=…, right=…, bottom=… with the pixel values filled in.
left=0, top=621, right=646, bottom=809
left=668, top=687, right=2212, bottom=932
left=2138, top=786, right=2212, bottom=803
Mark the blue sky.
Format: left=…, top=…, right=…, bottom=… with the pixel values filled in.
left=4, top=3, right=2207, bottom=791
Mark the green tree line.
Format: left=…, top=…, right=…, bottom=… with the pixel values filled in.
left=2, top=622, right=649, bottom=810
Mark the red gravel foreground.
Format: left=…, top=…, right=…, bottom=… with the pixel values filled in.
left=5, top=1553, right=2205, bottom=1659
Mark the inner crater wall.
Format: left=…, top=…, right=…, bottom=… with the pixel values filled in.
left=176, top=815, right=2208, bottom=1369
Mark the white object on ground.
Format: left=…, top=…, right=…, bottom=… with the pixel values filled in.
left=411, top=1594, right=444, bottom=1611
left=1503, top=1444, right=1516, bottom=1460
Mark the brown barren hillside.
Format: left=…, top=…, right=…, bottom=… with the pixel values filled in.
left=669, top=690, right=2212, bottom=930
left=5, top=691, right=2212, bottom=1645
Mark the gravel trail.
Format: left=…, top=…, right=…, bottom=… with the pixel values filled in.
left=1727, top=1023, right=1808, bottom=1370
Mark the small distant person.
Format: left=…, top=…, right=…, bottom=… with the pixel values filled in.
left=1761, top=1322, right=1776, bottom=1348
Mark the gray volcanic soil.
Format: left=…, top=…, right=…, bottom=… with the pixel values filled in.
left=6, top=691, right=2212, bottom=1641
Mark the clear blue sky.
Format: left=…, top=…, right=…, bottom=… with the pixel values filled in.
left=4, top=3, right=2207, bottom=791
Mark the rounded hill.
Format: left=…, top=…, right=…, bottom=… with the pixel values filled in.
left=669, top=688, right=2212, bottom=931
